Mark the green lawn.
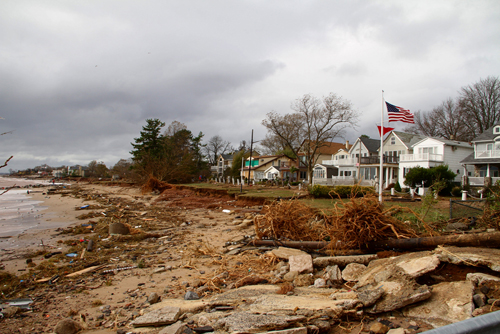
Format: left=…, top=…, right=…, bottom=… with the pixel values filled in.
left=182, top=182, right=452, bottom=224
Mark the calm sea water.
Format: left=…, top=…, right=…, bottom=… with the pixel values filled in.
left=0, top=177, right=50, bottom=238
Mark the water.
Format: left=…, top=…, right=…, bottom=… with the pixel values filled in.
left=0, top=177, right=50, bottom=237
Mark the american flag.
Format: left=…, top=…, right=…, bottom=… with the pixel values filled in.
left=386, top=102, right=415, bottom=124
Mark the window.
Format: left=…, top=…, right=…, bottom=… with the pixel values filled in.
left=494, top=126, right=500, bottom=134
left=391, top=137, right=396, bottom=145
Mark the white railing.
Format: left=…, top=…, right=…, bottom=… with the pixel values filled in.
left=475, top=150, right=500, bottom=159
left=493, top=177, right=500, bottom=185
left=331, top=176, right=356, bottom=180
left=399, top=153, right=444, bottom=162
left=321, top=158, right=357, bottom=166
left=468, top=177, right=484, bottom=186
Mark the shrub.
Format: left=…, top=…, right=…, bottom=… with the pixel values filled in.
left=309, top=185, right=374, bottom=198
left=394, top=181, right=402, bottom=192
left=451, top=186, right=462, bottom=197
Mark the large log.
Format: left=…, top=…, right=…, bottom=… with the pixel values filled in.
left=369, top=231, right=500, bottom=250
left=251, top=231, right=500, bottom=251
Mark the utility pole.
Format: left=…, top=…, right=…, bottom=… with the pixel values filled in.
left=247, top=130, right=254, bottom=186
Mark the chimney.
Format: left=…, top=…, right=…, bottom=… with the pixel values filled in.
left=450, top=135, right=455, bottom=140
left=345, top=140, right=350, bottom=150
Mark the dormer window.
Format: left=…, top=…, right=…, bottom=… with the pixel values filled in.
left=494, top=126, right=500, bottom=134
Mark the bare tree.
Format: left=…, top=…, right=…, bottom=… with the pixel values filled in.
left=164, top=120, right=187, bottom=136
left=203, top=135, right=233, bottom=165
left=459, top=76, right=500, bottom=138
left=262, top=93, right=358, bottom=182
left=259, top=133, right=292, bottom=155
left=405, top=76, right=500, bottom=141
left=404, top=98, right=471, bottom=141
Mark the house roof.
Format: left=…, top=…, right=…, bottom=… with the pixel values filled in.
left=359, top=137, right=380, bottom=153
left=411, top=137, right=473, bottom=149
left=314, top=141, right=346, bottom=155
left=392, top=131, right=427, bottom=149
left=220, top=154, right=233, bottom=160
left=460, top=152, right=500, bottom=164
left=301, top=140, right=346, bottom=155
left=471, top=123, right=500, bottom=142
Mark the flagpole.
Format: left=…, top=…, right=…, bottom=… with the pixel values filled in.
left=379, top=90, right=384, bottom=203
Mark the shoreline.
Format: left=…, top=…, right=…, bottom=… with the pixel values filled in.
left=0, top=183, right=87, bottom=250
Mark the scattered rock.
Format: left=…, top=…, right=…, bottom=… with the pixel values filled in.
left=357, top=287, right=384, bottom=307
left=130, top=306, right=181, bottom=327
left=271, top=247, right=309, bottom=260
left=293, top=274, right=314, bottom=287
left=396, top=254, right=440, bottom=277
left=289, top=254, right=313, bottom=274
left=323, top=265, right=342, bottom=284
left=473, top=293, right=487, bottom=308
left=149, top=292, right=161, bottom=304
left=342, top=263, right=366, bottom=282
left=192, top=325, right=214, bottom=333
left=185, top=291, right=200, bottom=300
left=159, top=321, right=187, bottom=334
left=313, top=254, right=378, bottom=267
left=386, top=328, right=406, bottom=334
left=261, top=328, right=307, bottom=334
left=214, top=312, right=306, bottom=333
left=283, top=271, right=298, bottom=282
left=369, top=321, right=389, bottom=334
left=314, top=278, right=327, bottom=288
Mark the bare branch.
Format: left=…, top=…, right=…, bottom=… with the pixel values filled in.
left=0, top=156, right=13, bottom=169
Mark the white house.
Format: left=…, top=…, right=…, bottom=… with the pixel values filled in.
left=399, top=137, right=474, bottom=186
left=460, top=123, right=500, bottom=186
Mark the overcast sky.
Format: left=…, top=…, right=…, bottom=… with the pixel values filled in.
left=1, top=0, right=499, bottom=172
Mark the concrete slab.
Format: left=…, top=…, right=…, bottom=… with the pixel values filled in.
left=130, top=306, right=181, bottom=327
left=436, top=246, right=500, bottom=272
left=403, top=281, right=474, bottom=328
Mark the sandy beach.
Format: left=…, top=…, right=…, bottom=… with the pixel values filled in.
left=0, top=180, right=267, bottom=334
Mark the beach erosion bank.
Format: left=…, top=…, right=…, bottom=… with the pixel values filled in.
left=0, top=177, right=86, bottom=250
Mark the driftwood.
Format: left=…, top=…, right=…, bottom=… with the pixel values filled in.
left=252, top=231, right=500, bottom=251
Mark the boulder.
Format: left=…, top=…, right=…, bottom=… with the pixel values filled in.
left=54, top=318, right=83, bottom=334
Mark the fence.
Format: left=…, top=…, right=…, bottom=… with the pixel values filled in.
left=449, top=199, right=487, bottom=219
